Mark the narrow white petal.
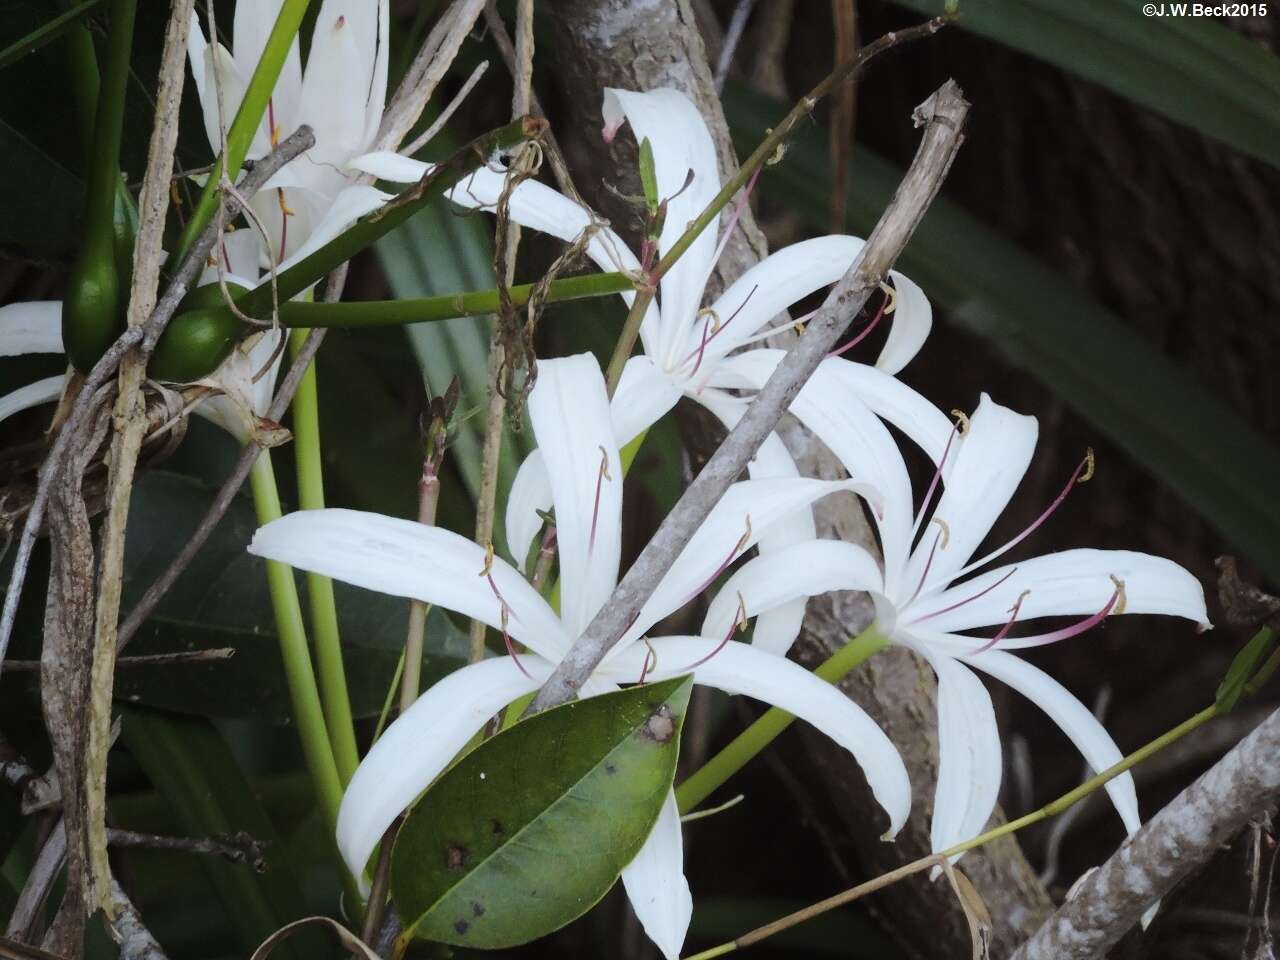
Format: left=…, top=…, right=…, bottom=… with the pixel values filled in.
left=623, top=477, right=876, bottom=647
left=248, top=509, right=569, bottom=660
left=911, top=646, right=1002, bottom=856
left=903, top=393, right=1038, bottom=594
left=701, top=236, right=865, bottom=364
left=362, top=0, right=390, bottom=148
left=603, top=88, right=720, bottom=364
left=695, top=388, right=816, bottom=654
left=297, top=1, right=373, bottom=166
left=528, top=356, right=622, bottom=636
left=959, top=649, right=1140, bottom=839
left=0, top=375, right=67, bottom=427
left=336, top=656, right=548, bottom=883
left=233, top=0, right=302, bottom=137
left=440, top=164, right=660, bottom=354
left=612, top=356, right=682, bottom=445
left=274, top=184, right=392, bottom=273
left=248, top=184, right=331, bottom=267
left=200, top=45, right=248, bottom=159
left=347, top=150, right=426, bottom=183
left=703, top=540, right=884, bottom=655
left=0, top=301, right=63, bottom=355
left=712, top=351, right=916, bottom=594
left=912, top=549, right=1211, bottom=635
left=620, top=792, right=692, bottom=960
left=185, top=11, right=210, bottom=108
left=875, top=270, right=932, bottom=374
left=503, top=449, right=551, bottom=572
left=625, top=638, right=911, bottom=836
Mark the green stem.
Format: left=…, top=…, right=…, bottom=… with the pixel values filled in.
left=85, top=0, right=133, bottom=229
left=247, top=453, right=345, bottom=838
left=170, top=0, right=313, bottom=267
left=287, top=329, right=359, bottom=785
left=234, top=118, right=543, bottom=318
left=0, top=0, right=104, bottom=71
left=604, top=288, right=655, bottom=397
left=272, top=272, right=636, bottom=328
left=58, top=2, right=100, bottom=153
left=675, top=627, right=889, bottom=813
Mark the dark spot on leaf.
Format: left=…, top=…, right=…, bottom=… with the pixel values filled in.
left=491, top=819, right=505, bottom=836
left=641, top=704, right=675, bottom=743
left=605, top=762, right=618, bottom=775
left=445, top=844, right=469, bottom=869
left=472, top=901, right=485, bottom=917
left=454, top=919, right=469, bottom=936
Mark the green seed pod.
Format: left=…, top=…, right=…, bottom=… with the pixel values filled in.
left=149, top=305, right=247, bottom=384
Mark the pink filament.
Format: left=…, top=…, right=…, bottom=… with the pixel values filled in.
left=481, top=566, right=532, bottom=679
left=638, top=642, right=658, bottom=684
left=682, top=284, right=759, bottom=375
left=905, top=527, right=945, bottom=607
left=827, top=291, right=889, bottom=359
left=710, top=167, right=762, bottom=269
left=910, top=416, right=965, bottom=544
left=588, top=449, right=610, bottom=557
left=968, top=582, right=1122, bottom=655
left=907, top=565, right=1020, bottom=627
left=955, top=451, right=1094, bottom=581
left=678, top=616, right=741, bottom=672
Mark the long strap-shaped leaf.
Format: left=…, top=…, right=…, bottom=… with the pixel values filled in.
left=892, top=0, right=1280, bottom=168
left=725, top=83, right=1280, bottom=582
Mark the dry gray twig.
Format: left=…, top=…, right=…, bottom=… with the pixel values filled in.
left=1011, top=706, right=1280, bottom=960
left=528, top=79, right=970, bottom=712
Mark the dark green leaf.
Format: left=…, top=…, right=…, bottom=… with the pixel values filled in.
left=391, top=675, right=694, bottom=948
left=1215, top=627, right=1276, bottom=713
left=725, top=84, right=1280, bottom=582
left=891, top=0, right=1280, bottom=168
left=119, top=708, right=321, bottom=960
left=0, top=1, right=103, bottom=70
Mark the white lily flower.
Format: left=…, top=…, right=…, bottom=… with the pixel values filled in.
left=248, top=352, right=911, bottom=960
left=348, top=87, right=955, bottom=653
left=0, top=229, right=280, bottom=438
left=187, top=0, right=394, bottom=268
left=700, top=392, right=1211, bottom=858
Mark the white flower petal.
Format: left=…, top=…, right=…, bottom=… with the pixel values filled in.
left=912, top=549, right=1211, bottom=635
left=0, top=301, right=63, bottom=355
left=247, top=184, right=331, bottom=268
left=248, top=508, right=569, bottom=660
left=528, top=355, right=622, bottom=636
left=612, top=355, right=682, bottom=446
left=347, top=149, right=426, bottom=183
left=233, top=0, right=303, bottom=143
left=875, top=270, right=932, bottom=374
left=336, top=655, right=548, bottom=883
left=603, top=88, right=720, bottom=364
left=959, top=649, right=1140, bottom=839
left=362, top=0, right=390, bottom=148
left=711, top=351, right=917, bottom=594
left=622, top=477, right=875, bottom=648
left=702, top=540, right=884, bottom=655
left=0, top=375, right=66, bottom=427
left=912, top=646, right=1002, bottom=856
left=297, top=1, right=374, bottom=167
left=619, top=638, right=911, bottom=836
left=274, top=184, right=392, bottom=272
left=904, top=393, right=1038, bottom=594
left=620, top=791, right=691, bottom=960
left=186, top=11, right=210, bottom=109
left=200, top=44, right=247, bottom=159
left=503, top=449, right=551, bottom=572
left=701, top=236, right=865, bottom=363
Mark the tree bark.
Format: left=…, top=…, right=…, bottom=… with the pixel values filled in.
left=544, top=3, right=1053, bottom=956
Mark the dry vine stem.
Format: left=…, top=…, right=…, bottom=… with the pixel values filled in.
left=528, top=79, right=970, bottom=713
left=1011, top=704, right=1280, bottom=960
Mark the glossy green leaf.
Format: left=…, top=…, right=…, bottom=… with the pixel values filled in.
left=111, top=470, right=468, bottom=720
left=892, top=0, right=1280, bottom=168
left=119, top=708, right=320, bottom=960
left=1215, top=627, right=1276, bottom=713
left=391, top=675, right=694, bottom=948
left=724, top=84, right=1280, bottom=582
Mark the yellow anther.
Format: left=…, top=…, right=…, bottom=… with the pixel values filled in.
left=1109, top=575, right=1127, bottom=615
left=696, top=306, right=722, bottom=333
left=792, top=321, right=807, bottom=335
left=931, top=516, right=951, bottom=549
left=735, top=592, right=750, bottom=632
left=480, top=540, right=495, bottom=577
left=878, top=280, right=899, bottom=314
left=276, top=188, right=295, bottom=218
left=950, top=409, right=971, bottom=435
left=598, top=445, right=612, bottom=482
left=733, top=516, right=753, bottom=556
left=1079, top=447, right=1096, bottom=484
